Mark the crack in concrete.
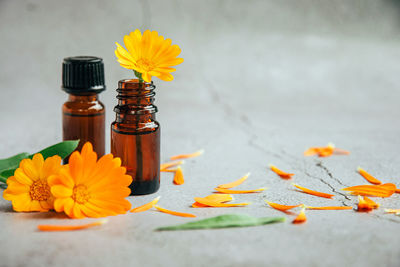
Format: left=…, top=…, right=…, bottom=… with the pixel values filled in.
left=315, top=161, right=348, bottom=187
left=371, top=214, right=400, bottom=224
left=300, top=167, right=351, bottom=206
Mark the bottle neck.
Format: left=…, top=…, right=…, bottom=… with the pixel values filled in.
left=114, top=79, right=157, bottom=123
left=68, top=93, right=99, bottom=102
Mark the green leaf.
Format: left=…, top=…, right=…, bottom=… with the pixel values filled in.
left=0, top=152, right=30, bottom=172
left=31, top=140, right=79, bottom=160
left=156, top=214, right=286, bottom=231
left=0, top=169, right=15, bottom=180
left=0, top=140, right=79, bottom=182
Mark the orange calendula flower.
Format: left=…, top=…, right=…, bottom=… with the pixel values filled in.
left=216, top=172, right=250, bottom=189
left=48, top=142, right=132, bottom=219
left=38, top=219, right=107, bottom=232
left=115, top=29, right=183, bottom=82
left=304, top=143, right=349, bottom=157
left=265, top=201, right=302, bottom=211
left=342, top=183, right=396, bottom=198
left=170, top=149, right=204, bottom=160
left=292, top=183, right=334, bottom=199
left=292, top=207, right=307, bottom=224
left=357, top=167, right=382, bottom=185
left=3, top=154, right=62, bottom=212
left=268, top=164, right=294, bottom=179
left=131, top=196, right=160, bottom=213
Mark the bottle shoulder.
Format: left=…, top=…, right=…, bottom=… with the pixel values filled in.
left=63, top=100, right=105, bottom=114
left=111, top=120, right=160, bottom=134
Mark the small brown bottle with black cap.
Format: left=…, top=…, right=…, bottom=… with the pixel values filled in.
left=62, top=56, right=106, bottom=162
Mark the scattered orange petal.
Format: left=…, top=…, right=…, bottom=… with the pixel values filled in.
left=154, top=205, right=196, bottom=217
left=292, top=207, right=307, bottom=224
left=173, top=167, right=184, bottom=185
left=293, top=183, right=334, bottom=199
left=193, top=197, right=250, bottom=207
left=192, top=194, right=233, bottom=208
left=160, top=160, right=183, bottom=171
left=333, top=148, right=350, bottom=155
left=357, top=167, right=382, bottom=185
left=216, top=172, right=250, bottom=189
left=363, top=196, right=380, bottom=209
left=305, top=206, right=353, bottom=210
left=357, top=196, right=374, bottom=212
left=214, top=187, right=266, bottom=194
left=304, top=143, right=334, bottom=157
left=385, top=209, right=400, bottom=214
left=304, top=143, right=349, bottom=157
left=38, top=219, right=107, bottom=232
left=131, top=196, right=160, bottom=213
left=269, top=164, right=294, bottom=179
left=170, top=150, right=204, bottom=160
left=343, top=183, right=396, bottom=198
left=395, top=187, right=400, bottom=193
left=265, top=201, right=302, bottom=211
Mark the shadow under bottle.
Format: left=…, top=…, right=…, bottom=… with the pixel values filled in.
left=111, top=79, right=160, bottom=195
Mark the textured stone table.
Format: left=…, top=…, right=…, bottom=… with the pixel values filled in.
left=1, top=0, right=400, bottom=266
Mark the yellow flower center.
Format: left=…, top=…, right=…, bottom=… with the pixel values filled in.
left=29, top=180, right=51, bottom=201
left=137, top=58, right=155, bottom=72
left=72, top=185, right=90, bottom=204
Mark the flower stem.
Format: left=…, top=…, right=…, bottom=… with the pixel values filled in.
left=133, top=70, right=144, bottom=84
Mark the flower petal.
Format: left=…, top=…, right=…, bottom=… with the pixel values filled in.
left=51, top=185, right=73, bottom=198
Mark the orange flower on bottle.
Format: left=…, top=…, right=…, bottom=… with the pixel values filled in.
left=3, top=154, right=62, bottom=212
left=48, top=142, right=132, bottom=219
left=115, top=29, right=183, bottom=82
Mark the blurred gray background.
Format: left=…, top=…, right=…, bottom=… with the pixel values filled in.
left=1, top=1, right=400, bottom=266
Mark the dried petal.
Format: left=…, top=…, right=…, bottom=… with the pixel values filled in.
left=357, top=196, right=374, bottom=212
left=192, top=194, right=233, bottom=208
left=170, top=150, right=204, bottom=160
left=38, top=219, right=107, bottom=231
left=305, top=206, right=352, bottom=210
left=154, top=205, right=196, bottom=217
left=265, top=201, right=302, bottom=211
left=193, top=197, right=250, bottom=207
left=385, top=209, right=400, bottom=214
left=173, top=167, right=184, bottom=185
left=217, top=172, right=250, bottom=189
left=293, top=183, right=334, bottom=199
left=160, top=160, right=183, bottom=171
left=214, top=187, right=266, bottom=194
left=357, top=167, right=382, bottom=185
left=292, top=207, right=307, bottom=224
left=131, top=196, right=160, bottom=213
left=363, top=196, right=380, bottom=208
left=268, top=164, right=294, bottom=179
left=343, top=183, right=396, bottom=198
left=304, top=143, right=349, bottom=157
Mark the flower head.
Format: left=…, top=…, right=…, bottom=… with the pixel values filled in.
left=48, top=142, right=132, bottom=219
left=3, top=154, right=61, bottom=212
left=115, top=29, right=183, bottom=82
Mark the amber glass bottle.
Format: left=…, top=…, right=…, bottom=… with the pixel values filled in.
left=62, top=56, right=106, bottom=162
left=111, top=79, right=160, bottom=195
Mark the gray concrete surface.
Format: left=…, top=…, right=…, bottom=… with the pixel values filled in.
left=1, top=0, right=400, bottom=266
